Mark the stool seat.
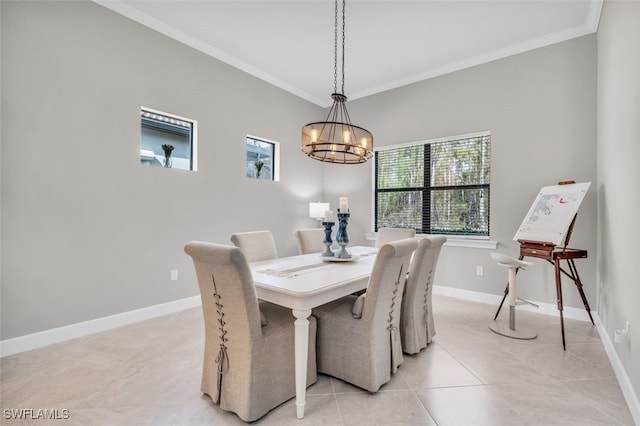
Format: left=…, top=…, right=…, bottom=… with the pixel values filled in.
left=489, top=252, right=537, bottom=340
left=490, top=252, right=534, bottom=269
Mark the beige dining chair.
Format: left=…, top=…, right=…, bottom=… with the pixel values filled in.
left=184, top=241, right=317, bottom=422
left=400, top=236, right=446, bottom=354
left=312, top=238, right=418, bottom=392
left=375, top=227, right=416, bottom=248
left=230, top=230, right=278, bottom=262
left=294, top=228, right=326, bottom=254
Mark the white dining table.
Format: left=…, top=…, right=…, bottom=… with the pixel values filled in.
left=249, top=245, right=378, bottom=419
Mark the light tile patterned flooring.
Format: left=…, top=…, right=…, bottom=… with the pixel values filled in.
left=1, top=295, right=635, bottom=425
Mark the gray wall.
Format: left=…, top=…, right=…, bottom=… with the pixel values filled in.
left=1, top=0, right=326, bottom=339
left=597, top=0, right=640, bottom=402
left=329, top=35, right=598, bottom=311
left=1, top=2, right=599, bottom=342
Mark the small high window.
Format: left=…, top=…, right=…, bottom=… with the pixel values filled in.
left=140, top=107, right=197, bottom=171
left=246, top=136, right=279, bottom=181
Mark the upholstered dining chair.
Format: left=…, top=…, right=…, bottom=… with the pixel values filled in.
left=230, top=230, right=278, bottom=262
left=374, top=227, right=416, bottom=248
left=294, top=228, right=325, bottom=254
left=312, top=238, right=418, bottom=392
left=184, top=241, right=317, bottom=422
left=400, top=236, right=446, bottom=354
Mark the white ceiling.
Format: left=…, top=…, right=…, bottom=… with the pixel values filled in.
left=95, top=0, right=603, bottom=107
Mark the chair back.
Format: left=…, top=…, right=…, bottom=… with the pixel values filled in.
left=294, top=228, right=325, bottom=254
left=375, top=227, right=416, bottom=248
left=363, top=238, right=418, bottom=372
left=401, top=236, right=446, bottom=353
left=184, top=242, right=264, bottom=401
left=230, top=230, right=278, bottom=262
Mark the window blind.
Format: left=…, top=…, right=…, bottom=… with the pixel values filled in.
left=375, top=133, right=490, bottom=236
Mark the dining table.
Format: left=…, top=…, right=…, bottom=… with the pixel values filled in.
left=249, top=245, right=378, bottom=419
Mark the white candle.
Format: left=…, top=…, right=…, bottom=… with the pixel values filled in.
left=339, top=197, right=348, bottom=212
left=324, top=210, right=333, bottom=222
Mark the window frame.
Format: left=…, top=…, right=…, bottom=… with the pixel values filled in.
left=140, top=107, right=198, bottom=171
left=372, top=131, right=491, bottom=238
left=245, top=135, right=280, bottom=181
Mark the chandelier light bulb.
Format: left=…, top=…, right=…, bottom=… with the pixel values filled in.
left=343, top=130, right=351, bottom=144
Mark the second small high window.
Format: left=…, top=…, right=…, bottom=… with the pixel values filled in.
left=246, top=136, right=279, bottom=181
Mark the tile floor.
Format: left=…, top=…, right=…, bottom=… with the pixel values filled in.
left=1, top=295, right=635, bottom=425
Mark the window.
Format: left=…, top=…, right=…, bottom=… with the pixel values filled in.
left=140, top=107, right=197, bottom=171
left=246, top=136, right=279, bottom=181
left=375, top=132, right=490, bottom=236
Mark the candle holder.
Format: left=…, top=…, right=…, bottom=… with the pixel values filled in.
left=321, top=221, right=335, bottom=257
left=334, top=210, right=352, bottom=259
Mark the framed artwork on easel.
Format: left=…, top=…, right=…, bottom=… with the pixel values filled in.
left=513, top=182, right=591, bottom=246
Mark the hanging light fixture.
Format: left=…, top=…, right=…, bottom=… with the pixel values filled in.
left=301, top=0, right=373, bottom=164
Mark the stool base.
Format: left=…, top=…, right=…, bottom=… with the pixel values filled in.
left=489, top=321, right=537, bottom=340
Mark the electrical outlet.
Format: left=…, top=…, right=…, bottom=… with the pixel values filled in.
left=171, top=269, right=178, bottom=281
left=476, top=266, right=484, bottom=276
left=614, top=321, right=630, bottom=343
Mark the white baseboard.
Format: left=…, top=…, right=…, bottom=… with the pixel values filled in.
left=434, top=284, right=640, bottom=424
left=594, top=314, right=640, bottom=425
left=0, top=286, right=594, bottom=357
left=433, top=284, right=594, bottom=322
left=0, top=296, right=201, bottom=357
left=2, top=285, right=639, bottom=424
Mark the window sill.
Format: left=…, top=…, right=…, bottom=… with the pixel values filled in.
left=365, top=233, right=497, bottom=250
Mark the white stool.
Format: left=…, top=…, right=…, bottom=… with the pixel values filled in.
left=489, top=252, right=537, bottom=340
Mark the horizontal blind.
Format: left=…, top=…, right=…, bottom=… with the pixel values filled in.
left=431, top=135, right=490, bottom=186
left=375, top=133, right=490, bottom=235
left=377, top=145, right=424, bottom=190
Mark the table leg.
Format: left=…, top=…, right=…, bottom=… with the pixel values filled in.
left=292, top=309, right=311, bottom=419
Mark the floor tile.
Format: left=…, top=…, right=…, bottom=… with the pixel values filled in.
left=488, top=381, right=627, bottom=425
left=415, top=385, right=521, bottom=426
left=336, top=390, right=436, bottom=425
left=399, top=345, right=482, bottom=388
left=0, top=295, right=633, bottom=425
left=446, top=346, right=549, bottom=385
left=558, top=378, right=635, bottom=425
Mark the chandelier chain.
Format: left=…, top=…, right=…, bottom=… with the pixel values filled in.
left=333, top=0, right=346, bottom=95
left=341, top=0, right=346, bottom=95
left=333, top=0, right=338, bottom=94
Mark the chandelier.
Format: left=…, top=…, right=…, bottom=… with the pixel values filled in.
left=301, top=0, right=373, bottom=164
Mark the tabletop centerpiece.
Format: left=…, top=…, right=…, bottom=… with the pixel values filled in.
left=334, top=197, right=351, bottom=259
left=321, top=209, right=335, bottom=257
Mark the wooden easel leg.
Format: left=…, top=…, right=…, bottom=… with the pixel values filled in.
left=493, top=285, right=508, bottom=320
left=555, top=260, right=566, bottom=350
left=568, top=259, right=595, bottom=325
